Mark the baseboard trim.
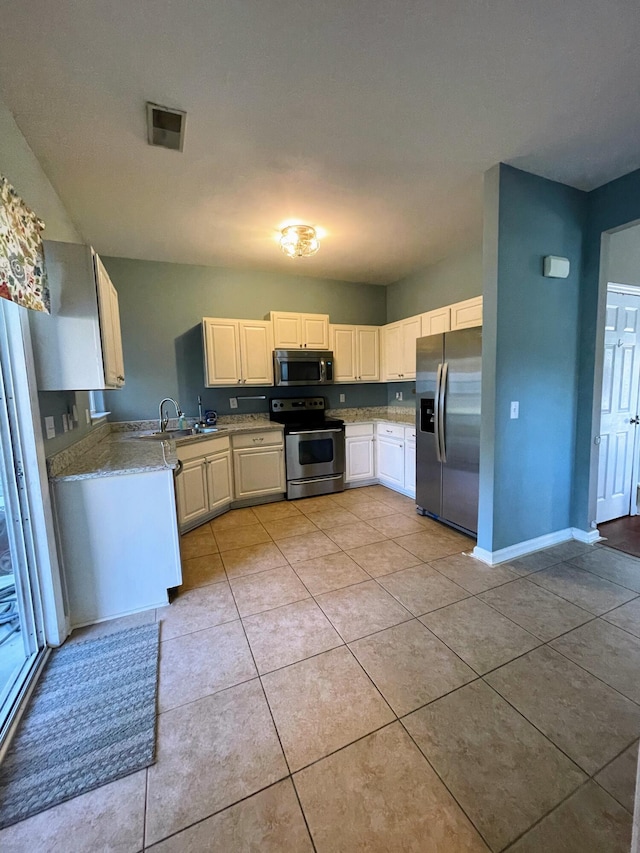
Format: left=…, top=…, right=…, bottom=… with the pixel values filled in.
left=472, top=527, right=597, bottom=566
left=571, top=527, right=601, bottom=544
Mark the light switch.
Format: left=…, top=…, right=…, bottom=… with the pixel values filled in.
left=72, top=404, right=78, bottom=422
left=229, top=397, right=238, bottom=409
left=45, top=416, right=55, bottom=439
left=85, top=409, right=91, bottom=424
left=62, top=413, right=69, bottom=432
left=510, top=401, right=519, bottom=419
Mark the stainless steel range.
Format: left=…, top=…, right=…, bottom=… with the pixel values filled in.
left=269, top=396, right=345, bottom=499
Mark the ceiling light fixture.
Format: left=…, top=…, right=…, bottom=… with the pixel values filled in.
left=279, top=224, right=320, bottom=259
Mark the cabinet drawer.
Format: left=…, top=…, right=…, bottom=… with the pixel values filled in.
left=404, top=427, right=416, bottom=441
left=376, top=422, right=404, bottom=440
left=232, top=430, right=284, bottom=450
left=177, top=435, right=230, bottom=462
left=345, top=422, right=374, bottom=438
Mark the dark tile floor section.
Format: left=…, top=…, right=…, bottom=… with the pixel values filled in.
left=2, top=486, right=638, bottom=852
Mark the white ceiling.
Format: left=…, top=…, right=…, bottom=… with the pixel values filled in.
left=1, top=1, right=640, bottom=284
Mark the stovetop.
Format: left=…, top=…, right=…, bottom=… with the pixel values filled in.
left=269, top=396, right=344, bottom=432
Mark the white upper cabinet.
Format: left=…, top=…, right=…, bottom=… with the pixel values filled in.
left=29, top=240, right=125, bottom=391
left=382, top=315, right=420, bottom=381
left=421, top=306, right=451, bottom=337
left=270, top=311, right=329, bottom=349
left=330, top=324, right=380, bottom=382
left=450, top=296, right=483, bottom=330
left=203, top=318, right=273, bottom=386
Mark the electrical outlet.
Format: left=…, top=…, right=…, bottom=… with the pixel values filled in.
left=396, top=391, right=403, bottom=401
left=339, top=393, right=345, bottom=403
left=230, top=397, right=238, bottom=409
left=72, top=404, right=78, bottom=422
left=85, top=409, right=91, bottom=424
left=62, top=413, right=69, bottom=432
left=510, top=401, right=519, bottom=419
left=45, top=416, right=55, bottom=439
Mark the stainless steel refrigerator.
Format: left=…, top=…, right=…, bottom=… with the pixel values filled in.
left=416, top=327, right=481, bottom=535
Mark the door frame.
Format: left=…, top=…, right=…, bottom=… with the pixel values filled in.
left=597, top=283, right=640, bottom=521
left=588, top=221, right=640, bottom=528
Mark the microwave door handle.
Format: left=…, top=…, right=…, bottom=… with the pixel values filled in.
left=274, top=356, right=282, bottom=385
left=319, top=359, right=326, bottom=382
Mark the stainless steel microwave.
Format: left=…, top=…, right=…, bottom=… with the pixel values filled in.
left=273, top=350, right=334, bottom=386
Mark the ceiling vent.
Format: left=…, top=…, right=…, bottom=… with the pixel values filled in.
left=146, top=102, right=186, bottom=151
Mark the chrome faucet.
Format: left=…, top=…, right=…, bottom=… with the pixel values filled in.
left=158, top=397, right=183, bottom=432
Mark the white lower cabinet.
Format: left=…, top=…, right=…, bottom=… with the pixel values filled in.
left=376, top=424, right=405, bottom=489
left=345, top=423, right=375, bottom=483
left=175, top=436, right=232, bottom=532
left=373, top=423, right=416, bottom=498
left=232, top=431, right=285, bottom=501
left=52, top=469, right=181, bottom=628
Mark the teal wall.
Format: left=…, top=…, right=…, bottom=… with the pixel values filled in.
left=385, top=247, right=482, bottom=323
left=478, top=164, right=587, bottom=552
left=102, top=257, right=388, bottom=421
left=572, top=168, right=640, bottom=530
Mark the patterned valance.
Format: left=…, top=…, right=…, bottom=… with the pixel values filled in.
left=0, top=175, right=49, bottom=313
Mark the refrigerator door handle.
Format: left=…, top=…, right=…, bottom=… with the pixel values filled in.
left=439, top=361, right=449, bottom=463
left=434, top=363, right=443, bottom=462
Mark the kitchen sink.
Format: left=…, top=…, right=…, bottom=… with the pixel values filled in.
left=134, top=426, right=223, bottom=441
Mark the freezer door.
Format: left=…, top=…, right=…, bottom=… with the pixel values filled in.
left=416, top=333, right=444, bottom=516
left=441, top=328, right=481, bottom=534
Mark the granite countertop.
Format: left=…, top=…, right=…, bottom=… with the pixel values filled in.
left=337, top=409, right=416, bottom=426
left=50, top=432, right=179, bottom=482
left=50, top=420, right=285, bottom=482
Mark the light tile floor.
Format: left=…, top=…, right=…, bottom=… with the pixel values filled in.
left=1, top=486, right=639, bottom=851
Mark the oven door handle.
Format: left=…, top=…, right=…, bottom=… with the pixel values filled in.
left=287, top=428, right=344, bottom=435
left=289, top=474, right=344, bottom=485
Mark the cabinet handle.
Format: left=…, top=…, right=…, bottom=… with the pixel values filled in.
left=117, top=375, right=125, bottom=381
left=252, top=436, right=264, bottom=443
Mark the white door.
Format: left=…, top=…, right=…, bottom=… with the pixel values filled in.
left=376, top=437, right=405, bottom=488
left=331, top=326, right=357, bottom=381
left=357, top=327, right=380, bottom=382
left=596, top=288, right=640, bottom=522
left=401, top=316, right=421, bottom=379
left=203, top=319, right=240, bottom=386
left=175, top=458, right=209, bottom=527
left=383, top=323, right=402, bottom=380
left=302, top=315, right=329, bottom=349
left=239, top=321, right=273, bottom=385
left=345, top=436, right=375, bottom=482
left=206, top=451, right=233, bottom=511
left=233, top=447, right=285, bottom=498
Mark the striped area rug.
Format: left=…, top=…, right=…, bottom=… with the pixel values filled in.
left=0, top=622, right=160, bottom=829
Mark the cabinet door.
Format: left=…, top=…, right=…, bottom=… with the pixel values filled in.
left=404, top=441, right=416, bottom=497
left=421, top=307, right=450, bottom=337
left=302, top=314, right=329, bottom=349
left=345, top=436, right=375, bottom=482
left=233, top=447, right=285, bottom=499
left=331, top=325, right=357, bottom=382
left=239, top=320, right=274, bottom=385
left=376, top=436, right=405, bottom=488
left=206, top=451, right=233, bottom=510
left=401, top=316, right=421, bottom=379
left=175, top=458, right=209, bottom=526
left=109, top=282, right=125, bottom=386
left=450, top=296, right=483, bottom=330
left=357, top=326, right=380, bottom=382
left=203, top=319, right=241, bottom=386
left=272, top=313, right=302, bottom=348
left=382, top=323, right=402, bottom=380
left=94, top=255, right=121, bottom=388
